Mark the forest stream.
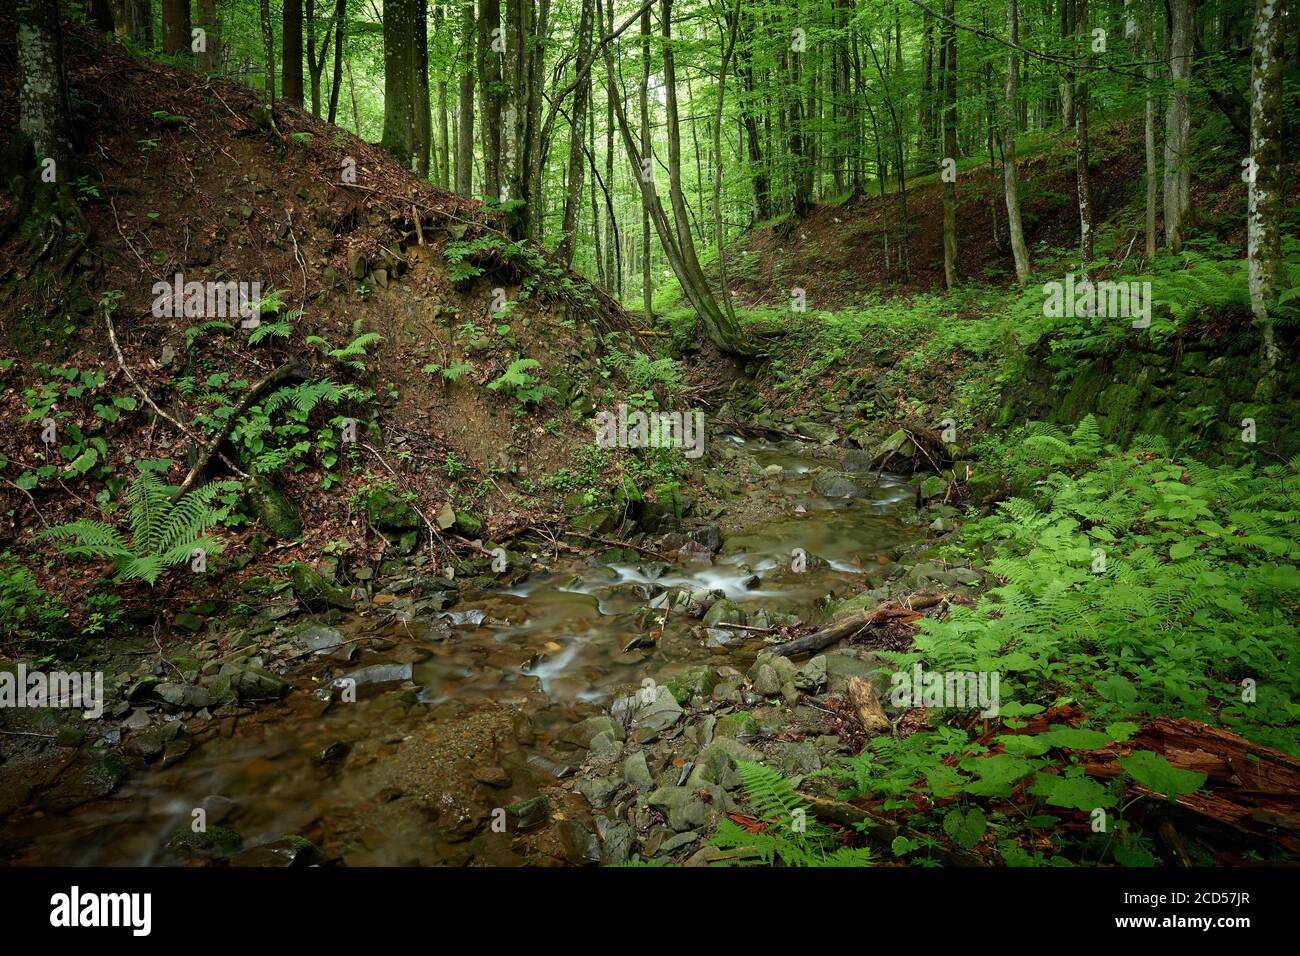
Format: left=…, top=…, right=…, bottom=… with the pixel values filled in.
left=4, top=436, right=922, bottom=866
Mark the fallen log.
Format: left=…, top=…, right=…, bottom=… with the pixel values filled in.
left=770, top=593, right=946, bottom=658
left=846, top=676, right=891, bottom=734
left=798, top=792, right=987, bottom=867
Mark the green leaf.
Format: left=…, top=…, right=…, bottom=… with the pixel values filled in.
left=1118, top=751, right=1206, bottom=801
left=942, top=808, right=987, bottom=850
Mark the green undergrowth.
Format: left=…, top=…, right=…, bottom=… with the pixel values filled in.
left=726, top=419, right=1300, bottom=866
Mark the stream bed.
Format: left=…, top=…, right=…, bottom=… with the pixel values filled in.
left=2, top=438, right=927, bottom=866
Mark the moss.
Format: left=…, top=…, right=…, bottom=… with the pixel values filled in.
left=246, top=479, right=303, bottom=539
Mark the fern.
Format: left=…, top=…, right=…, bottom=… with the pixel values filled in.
left=43, top=470, right=237, bottom=585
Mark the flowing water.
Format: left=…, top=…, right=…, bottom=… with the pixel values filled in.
left=4, top=439, right=920, bottom=866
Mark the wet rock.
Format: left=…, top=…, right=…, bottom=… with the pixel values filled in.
left=661, top=830, right=700, bottom=854
left=751, top=664, right=782, bottom=697
left=702, top=599, right=744, bottom=627
left=526, top=754, right=573, bottom=779
left=366, top=488, right=421, bottom=531
left=624, top=751, right=654, bottom=789
left=124, top=729, right=164, bottom=760
left=561, top=715, right=624, bottom=748
left=167, top=825, right=243, bottom=859
left=200, top=794, right=238, bottom=824
left=842, top=449, right=876, bottom=474
left=340, top=662, right=412, bottom=691
left=559, top=820, right=602, bottom=865
left=232, top=667, right=289, bottom=700
left=812, top=471, right=870, bottom=499
left=472, top=767, right=512, bottom=787
left=647, top=786, right=712, bottom=832
left=689, top=524, right=724, bottom=553
left=288, top=562, right=355, bottom=611
left=507, top=795, right=549, bottom=829
left=229, top=836, right=323, bottom=867
left=929, top=516, right=957, bottom=534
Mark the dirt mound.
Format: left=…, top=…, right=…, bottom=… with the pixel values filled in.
left=0, top=17, right=637, bottom=631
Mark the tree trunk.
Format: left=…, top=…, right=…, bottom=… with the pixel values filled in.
left=1247, top=0, right=1285, bottom=368
left=941, top=0, right=958, bottom=288
left=259, top=0, right=275, bottom=111
left=162, top=0, right=191, bottom=57
left=557, top=0, right=595, bottom=265
left=382, top=0, right=417, bottom=167
left=1075, top=0, right=1094, bottom=275
left=196, top=0, right=219, bottom=72
left=456, top=0, right=475, bottom=196
left=128, top=0, right=153, bottom=47
left=87, top=0, right=116, bottom=32
left=17, top=0, right=73, bottom=175
left=1004, top=0, right=1031, bottom=282
left=282, top=0, right=304, bottom=107
left=412, top=0, right=432, bottom=177
left=1143, top=0, right=1157, bottom=258
left=1164, top=0, right=1194, bottom=251
left=477, top=0, right=503, bottom=200
left=639, top=5, right=652, bottom=317
left=327, top=0, right=347, bottom=125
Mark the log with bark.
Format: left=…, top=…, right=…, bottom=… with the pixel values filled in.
left=770, top=593, right=946, bottom=658
left=798, top=792, right=988, bottom=866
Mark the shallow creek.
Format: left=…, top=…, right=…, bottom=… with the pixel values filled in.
left=10, top=439, right=921, bottom=865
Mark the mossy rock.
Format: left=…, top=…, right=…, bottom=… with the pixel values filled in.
left=715, top=712, right=759, bottom=739
left=365, top=488, right=420, bottom=531
left=167, top=825, right=244, bottom=857
left=287, top=562, right=355, bottom=611
left=453, top=511, right=484, bottom=537
left=665, top=666, right=718, bottom=705
left=246, top=479, right=303, bottom=540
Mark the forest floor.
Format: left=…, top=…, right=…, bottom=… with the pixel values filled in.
left=2, top=20, right=1299, bottom=868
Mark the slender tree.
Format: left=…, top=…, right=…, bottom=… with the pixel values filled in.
left=1247, top=0, right=1285, bottom=368
left=940, top=0, right=958, bottom=288
left=283, top=0, right=305, bottom=107
left=1004, top=0, right=1030, bottom=281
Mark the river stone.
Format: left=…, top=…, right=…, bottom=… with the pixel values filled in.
left=811, top=471, right=869, bottom=498
left=288, top=562, right=354, bottom=611
left=577, top=776, right=618, bottom=809
left=365, top=488, right=421, bottom=530
left=919, top=475, right=947, bottom=499
left=929, top=516, right=957, bottom=533
left=624, top=751, right=654, bottom=789
left=664, top=665, right=718, bottom=704
left=601, top=822, right=634, bottom=865
left=628, top=686, right=683, bottom=734
left=562, top=715, right=624, bottom=748
left=229, top=836, right=322, bottom=867
left=714, top=712, right=758, bottom=739
left=661, top=830, right=700, bottom=854
left=507, top=795, right=549, bottom=829
left=155, top=682, right=209, bottom=709
left=589, top=731, right=624, bottom=759
left=233, top=667, right=288, bottom=700
left=647, top=786, right=711, bottom=832
left=842, top=449, right=875, bottom=474
left=796, top=655, right=828, bottom=692
left=339, top=662, right=410, bottom=691
left=686, top=743, right=742, bottom=790
left=751, top=664, right=782, bottom=697
left=689, top=524, right=724, bottom=553
left=702, top=599, right=744, bottom=627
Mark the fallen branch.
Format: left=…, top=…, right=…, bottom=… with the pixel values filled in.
left=105, top=308, right=252, bottom=488
left=171, top=363, right=310, bottom=501
left=771, top=593, right=946, bottom=658
left=846, top=676, right=891, bottom=734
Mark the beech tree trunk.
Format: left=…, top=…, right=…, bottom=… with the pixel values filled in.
left=477, top=0, right=503, bottom=200
left=1004, top=0, right=1030, bottom=282
left=327, top=0, right=347, bottom=124
left=1163, top=0, right=1194, bottom=251
left=412, top=0, right=432, bottom=177
left=282, top=0, right=304, bottom=107
left=17, top=0, right=73, bottom=176
left=381, top=0, right=417, bottom=167
left=1075, top=0, right=1094, bottom=276
left=1143, top=0, right=1158, bottom=258
left=128, top=0, right=153, bottom=48
left=196, top=0, right=218, bottom=72
left=456, top=0, right=475, bottom=196
left=1247, top=0, right=1285, bottom=368
left=940, top=0, right=958, bottom=288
